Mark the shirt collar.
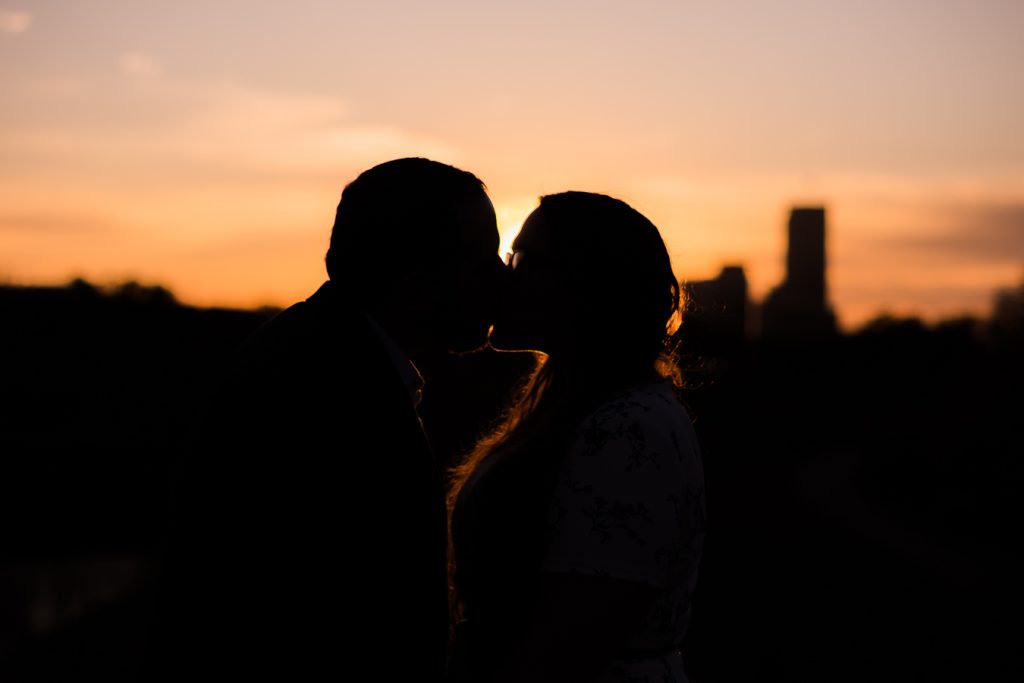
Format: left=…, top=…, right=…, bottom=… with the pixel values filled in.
left=364, top=313, right=425, bottom=408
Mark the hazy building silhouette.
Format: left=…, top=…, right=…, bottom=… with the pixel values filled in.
left=682, top=265, right=750, bottom=351
left=761, top=206, right=836, bottom=341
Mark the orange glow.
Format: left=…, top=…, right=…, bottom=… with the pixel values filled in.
left=1, top=2, right=1022, bottom=330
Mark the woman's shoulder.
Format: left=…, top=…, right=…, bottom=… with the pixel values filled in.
left=572, top=380, right=700, bottom=465
left=582, top=380, right=692, bottom=432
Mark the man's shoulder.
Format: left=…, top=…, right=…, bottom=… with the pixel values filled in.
left=195, top=284, right=389, bottom=424
left=239, top=283, right=379, bottom=364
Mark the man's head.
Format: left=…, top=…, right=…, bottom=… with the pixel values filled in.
left=326, top=158, right=504, bottom=355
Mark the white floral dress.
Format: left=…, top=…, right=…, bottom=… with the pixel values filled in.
left=541, top=380, right=707, bottom=683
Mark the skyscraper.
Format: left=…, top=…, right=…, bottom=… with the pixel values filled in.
left=761, top=206, right=836, bottom=340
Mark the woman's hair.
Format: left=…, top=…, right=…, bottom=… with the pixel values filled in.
left=535, top=191, right=682, bottom=370
left=445, top=191, right=685, bottom=627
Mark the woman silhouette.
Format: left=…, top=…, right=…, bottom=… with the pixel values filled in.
left=447, top=191, right=706, bottom=683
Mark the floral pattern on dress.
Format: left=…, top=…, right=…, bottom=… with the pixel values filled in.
left=541, top=381, right=706, bottom=683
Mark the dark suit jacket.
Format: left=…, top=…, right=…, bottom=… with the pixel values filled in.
left=148, top=281, right=449, bottom=681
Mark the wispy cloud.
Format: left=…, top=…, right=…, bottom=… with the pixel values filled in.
left=0, top=211, right=112, bottom=234
left=0, top=10, right=31, bottom=34
left=877, top=203, right=1024, bottom=265
left=829, top=204, right=1024, bottom=327
left=174, top=81, right=463, bottom=171
left=119, top=52, right=161, bottom=77
left=0, top=78, right=461, bottom=185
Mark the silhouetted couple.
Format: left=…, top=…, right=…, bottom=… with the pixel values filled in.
left=152, top=158, right=705, bottom=683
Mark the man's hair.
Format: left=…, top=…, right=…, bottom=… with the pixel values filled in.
left=325, top=158, right=487, bottom=302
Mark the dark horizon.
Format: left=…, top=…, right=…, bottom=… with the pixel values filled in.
left=1, top=268, right=1021, bottom=681
left=4, top=257, right=1021, bottom=338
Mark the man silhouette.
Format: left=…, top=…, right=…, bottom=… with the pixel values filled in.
left=151, top=158, right=504, bottom=681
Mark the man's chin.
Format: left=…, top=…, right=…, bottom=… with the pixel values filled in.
left=485, top=325, right=541, bottom=354
left=444, top=324, right=492, bottom=355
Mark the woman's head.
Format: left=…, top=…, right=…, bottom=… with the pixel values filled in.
left=491, top=191, right=681, bottom=368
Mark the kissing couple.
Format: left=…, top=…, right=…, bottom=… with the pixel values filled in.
left=152, top=158, right=706, bottom=683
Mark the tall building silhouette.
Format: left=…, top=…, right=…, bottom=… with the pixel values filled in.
left=761, top=206, right=836, bottom=341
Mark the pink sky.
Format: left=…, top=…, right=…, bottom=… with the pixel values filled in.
left=2, top=1, right=1022, bottom=330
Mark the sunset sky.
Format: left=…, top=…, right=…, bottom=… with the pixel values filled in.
left=2, top=1, right=1022, bottom=330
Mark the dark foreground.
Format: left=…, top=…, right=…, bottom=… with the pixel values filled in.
left=1, top=281, right=1021, bottom=681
